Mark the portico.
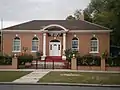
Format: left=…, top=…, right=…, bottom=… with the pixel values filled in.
left=41, top=24, right=68, bottom=60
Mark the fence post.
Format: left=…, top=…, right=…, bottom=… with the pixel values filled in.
left=101, top=57, right=105, bottom=71
left=53, top=59, right=54, bottom=69
left=12, top=54, right=18, bottom=69
left=71, top=54, right=77, bottom=70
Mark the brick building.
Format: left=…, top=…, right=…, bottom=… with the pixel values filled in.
left=2, top=20, right=112, bottom=60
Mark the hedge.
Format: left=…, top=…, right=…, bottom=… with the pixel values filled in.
left=77, top=54, right=101, bottom=66
left=106, top=56, right=120, bottom=66
left=0, top=55, right=12, bottom=65
left=18, top=54, right=33, bottom=65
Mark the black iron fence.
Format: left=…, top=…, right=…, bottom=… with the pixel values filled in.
left=18, top=59, right=71, bottom=69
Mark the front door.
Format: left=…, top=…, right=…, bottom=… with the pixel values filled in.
left=49, top=40, right=61, bottom=56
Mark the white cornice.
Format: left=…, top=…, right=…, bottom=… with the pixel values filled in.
left=2, top=29, right=112, bottom=33
left=2, top=30, right=42, bottom=33
left=69, top=30, right=112, bottom=33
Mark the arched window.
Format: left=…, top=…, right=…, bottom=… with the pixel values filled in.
left=72, top=37, right=79, bottom=51
left=90, top=37, right=98, bottom=52
left=32, top=37, right=39, bottom=51
left=13, top=37, right=21, bottom=52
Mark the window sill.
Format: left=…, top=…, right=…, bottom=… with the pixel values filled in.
left=89, top=51, right=99, bottom=54
left=12, top=51, right=21, bottom=52
left=31, top=51, right=37, bottom=52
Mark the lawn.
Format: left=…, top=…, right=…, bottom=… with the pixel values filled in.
left=0, top=71, right=31, bottom=82
left=39, top=71, right=120, bottom=85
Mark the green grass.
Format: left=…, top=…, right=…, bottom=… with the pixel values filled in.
left=0, top=71, right=31, bottom=82
left=39, top=71, right=120, bottom=85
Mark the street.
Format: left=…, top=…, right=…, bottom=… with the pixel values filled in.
left=0, top=85, right=119, bottom=90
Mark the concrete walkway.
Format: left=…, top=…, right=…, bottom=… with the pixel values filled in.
left=13, top=69, right=50, bottom=83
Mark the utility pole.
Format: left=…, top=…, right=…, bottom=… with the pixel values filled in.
left=1, top=18, right=3, bottom=53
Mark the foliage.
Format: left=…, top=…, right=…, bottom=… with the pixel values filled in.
left=66, top=9, right=85, bottom=20
left=106, top=56, right=120, bottom=66
left=22, top=47, right=28, bottom=52
left=102, top=50, right=108, bottom=59
left=18, top=54, right=33, bottom=65
left=64, top=49, right=79, bottom=62
left=0, top=54, right=12, bottom=65
left=66, top=15, right=76, bottom=20
left=64, top=49, right=101, bottom=66
left=85, top=0, right=120, bottom=45
left=74, top=9, right=82, bottom=20
left=77, top=54, right=101, bottom=66
left=66, top=0, right=120, bottom=45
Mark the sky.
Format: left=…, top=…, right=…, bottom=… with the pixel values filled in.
left=0, top=0, right=90, bottom=28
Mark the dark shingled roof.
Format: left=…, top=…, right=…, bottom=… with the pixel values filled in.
left=3, top=20, right=109, bottom=30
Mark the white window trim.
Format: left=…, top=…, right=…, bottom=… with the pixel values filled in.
left=31, top=51, right=37, bottom=52
left=12, top=51, right=21, bottom=52
left=12, top=37, right=21, bottom=52
left=89, top=39, right=99, bottom=53
left=31, top=36, right=39, bottom=52
left=89, top=51, right=99, bottom=54
left=72, top=37, right=79, bottom=51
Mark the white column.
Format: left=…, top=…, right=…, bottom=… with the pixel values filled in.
left=43, top=33, right=46, bottom=56
left=63, top=33, right=66, bottom=55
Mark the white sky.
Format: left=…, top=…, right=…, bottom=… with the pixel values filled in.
left=0, top=0, right=90, bottom=28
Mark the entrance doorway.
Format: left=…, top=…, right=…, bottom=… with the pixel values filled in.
left=49, top=40, right=61, bottom=56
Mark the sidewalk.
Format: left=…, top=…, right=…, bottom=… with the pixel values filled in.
left=0, top=69, right=120, bottom=73
left=13, top=69, right=50, bottom=83
left=52, top=69, right=120, bottom=73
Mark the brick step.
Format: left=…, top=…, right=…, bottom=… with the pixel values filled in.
left=46, top=56, right=62, bottom=60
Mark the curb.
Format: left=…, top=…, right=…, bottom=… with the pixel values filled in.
left=0, top=82, right=120, bottom=87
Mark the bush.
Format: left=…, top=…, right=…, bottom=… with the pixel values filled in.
left=0, top=54, right=12, bottom=65
left=65, top=49, right=79, bottom=62
left=77, top=54, right=101, bottom=66
left=106, top=56, right=120, bottom=66
left=18, top=54, right=33, bottom=65
left=64, top=49, right=101, bottom=66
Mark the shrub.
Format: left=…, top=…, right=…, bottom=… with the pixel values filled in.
left=18, top=54, right=33, bottom=65
left=64, top=49, right=79, bottom=62
left=0, top=54, right=12, bottom=65
left=35, top=51, right=42, bottom=60
left=77, top=54, right=101, bottom=66
left=106, top=56, right=120, bottom=66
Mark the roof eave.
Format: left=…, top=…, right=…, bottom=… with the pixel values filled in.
left=2, top=29, right=112, bottom=33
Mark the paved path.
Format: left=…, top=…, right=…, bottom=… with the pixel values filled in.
left=13, top=69, right=50, bottom=83
left=0, top=69, right=120, bottom=73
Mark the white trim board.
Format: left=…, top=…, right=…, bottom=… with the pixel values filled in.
left=2, top=30, right=112, bottom=33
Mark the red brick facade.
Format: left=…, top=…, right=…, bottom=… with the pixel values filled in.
left=3, top=31, right=110, bottom=56
left=2, top=20, right=111, bottom=57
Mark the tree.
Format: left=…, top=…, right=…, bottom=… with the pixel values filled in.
left=85, top=0, right=120, bottom=45
left=66, top=8, right=93, bottom=22
left=84, top=8, right=93, bottom=22
left=66, top=15, right=76, bottom=20
left=74, top=9, right=82, bottom=20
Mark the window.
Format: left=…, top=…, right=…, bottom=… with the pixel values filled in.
left=72, top=37, right=78, bottom=51
left=90, top=37, right=98, bottom=53
left=13, top=37, right=21, bottom=52
left=32, top=37, right=39, bottom=51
